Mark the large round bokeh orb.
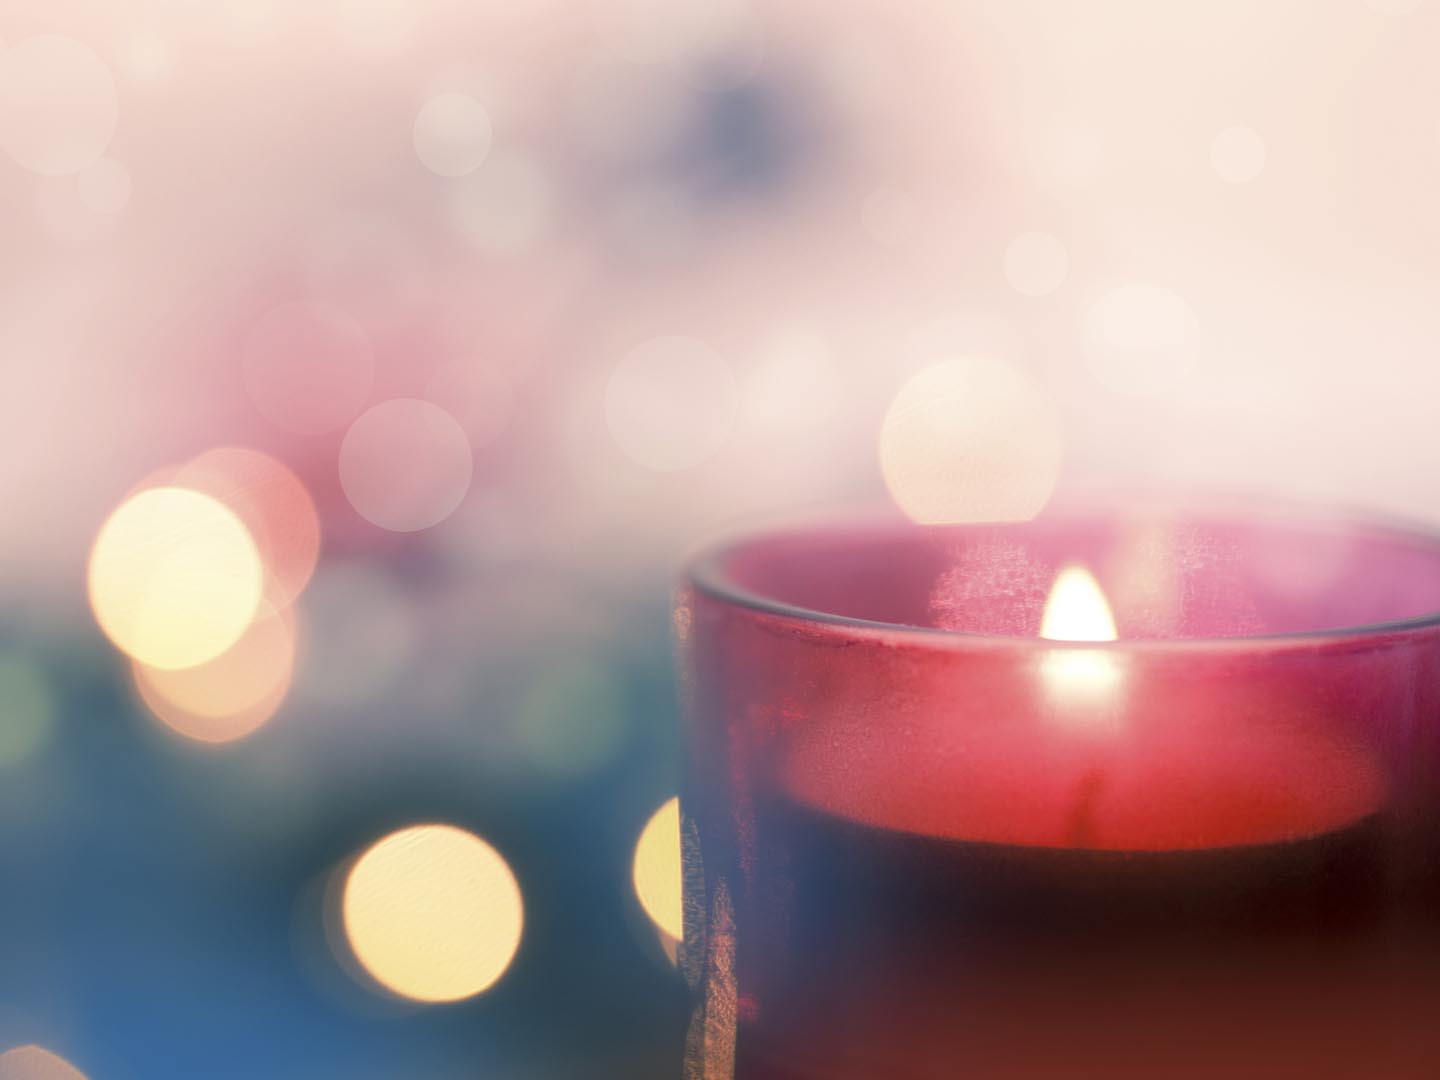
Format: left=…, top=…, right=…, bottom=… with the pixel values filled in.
left=88, top=488, right=264, bottom=671
left=342, top=824, right=524, bottom=1003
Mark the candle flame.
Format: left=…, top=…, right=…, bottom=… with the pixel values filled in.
left=1040, top=566, right=1117, bottom=642
left=1040, top=565, right=1120, bottom=708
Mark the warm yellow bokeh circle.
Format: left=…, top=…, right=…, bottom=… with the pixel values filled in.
left=88, top=487, right=263, bottom=670
left=132, top=601, right=297, bottom=744
left=0, top=1044, right=88, bottom=1080
left=878, top=356, right=1061, bottom=526
left=632, top=796, right=683, bottom=942
left=342, top=824, right=524, bottom=1003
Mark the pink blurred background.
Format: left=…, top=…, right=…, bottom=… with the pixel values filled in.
left=9, top=1, right=1440, bottom=604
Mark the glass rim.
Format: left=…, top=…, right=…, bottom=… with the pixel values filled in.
left=684, top=496, right=1440, bottom=653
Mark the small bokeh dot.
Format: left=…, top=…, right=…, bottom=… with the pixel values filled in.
left=604, top=336, right=738, bottom=471
left=413, top=92, right=493, bottom=177
left=1210, top=126, right=1266, bottom=184
left=451, top=151, right=553, bottom=254
left=1081, top=283, right=1198, bottom=397
left=340, top=399, right=474, bottom=532
left=1003, top=231, right=1069, bottom=296
left=0, top=35, right=117, bottom=176
left=879, top=356, right=1062, bottom=525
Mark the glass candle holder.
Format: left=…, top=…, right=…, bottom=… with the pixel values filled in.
left=675, top=502, right=1440, bottom=1079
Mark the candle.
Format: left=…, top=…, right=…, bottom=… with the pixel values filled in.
left=678, top=509, right=1440, bottom=1079
left=782, top=565, right=1384, bottom=852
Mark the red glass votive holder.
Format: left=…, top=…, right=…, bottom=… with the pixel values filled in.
left=676, top=502, right=1440, bottom=1079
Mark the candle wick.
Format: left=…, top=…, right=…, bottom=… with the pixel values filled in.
left=1065, top=768, right=1106, bottom=847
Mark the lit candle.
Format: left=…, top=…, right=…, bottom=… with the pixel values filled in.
left=1038, top=564, right=1121, bottom=703
left=780, top=566, right=1383, bottom=852
left=679, top=511, right=1440, bottom=1079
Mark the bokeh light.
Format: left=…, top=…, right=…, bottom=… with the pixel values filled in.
left=133, top=602, right=296, bottom=744
left=340, top=399, right=473, bottom=532
left=604, top=336, right=737, bottom=471
left=743, top=327, right=839, bottom=431
left=0, top=35, right=117, bottom=176
left=0, top=1046, right=87, bottom=1080
left=1210, top=126, right=1266, bottom=184
left=174, top=448, right=321, bottom=608
left=88, top=487, right=264, bottom=671
left=632, top=796, right=683, bottom=944
left=116, top=30, right=173, bottom=86
left=1081, top=283, right=1198, bottom=396
left=596, top=0, right=752, bottom=64
left=76, top=157, right=132, bottom=214
left=879, top=356, right=1062, bottom=525
left=0, top=655, right=54, bottom=770
left=451, top=150, right=553, bottom=255
left=342, top=824, right=524, bottom=1003
left=1003, top=231, right=1069, bottom=296
left=241, top=301, right=374, bottom=435
left=413, top=92, right=493, bottom=178
left=512, top=656, right=631, bottom=780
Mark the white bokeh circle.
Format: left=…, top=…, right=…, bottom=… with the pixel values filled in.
left=604, top=336, right=737, bottom=471
left=879, top=355, right=1062, bottom=525
left=0, top=35, right=118, bottom=176
left=1210, top=126, right=1266, bottom=184
left=451, top=151, right=552, bottom=254
left=596, top=0, right=753, bottom=65
left=1003, top=232, right=1069, bottom=296
left=1082, top=283, right=1199, bottom=397
left=340, top=398, right=474, bottom=532
left=118, top=31, right=174, bottom=85
left=413, top=92, right=493, bottom=178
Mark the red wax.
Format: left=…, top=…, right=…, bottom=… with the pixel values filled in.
left=779, top=684, right=1385, bottom=851
left=679, top=508, right=1440, bottom=1079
